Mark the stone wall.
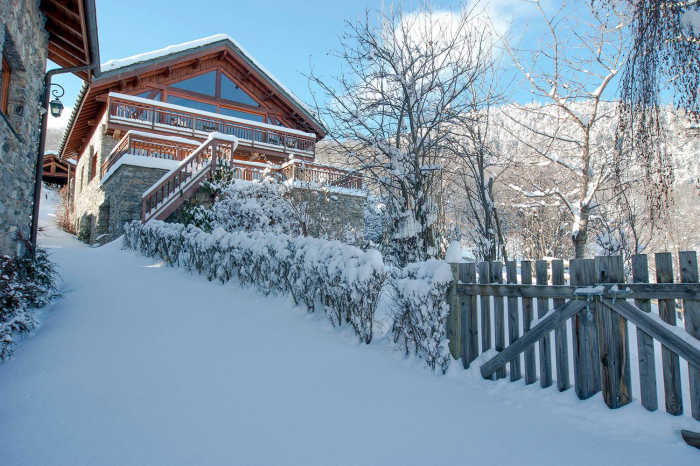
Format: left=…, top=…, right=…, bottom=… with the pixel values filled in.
left=101, top=165, right=169, bottom=242
left=71, top=111, right=120, bottom=243
left=286, top=188, right=366, bottom=241
left=0, top=0, right=49, bottom=255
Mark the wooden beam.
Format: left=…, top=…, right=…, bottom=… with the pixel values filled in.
left=41, top=6, right=84, bottom=39
left=263, top=92, right=275, bottom=101
left=682, top=430, right=700, bottom=450
left=481, top=299, right=588, bottom=379
left=456, top=282, right=700, bottom=300
left=193, top=57, right=201, bottom=69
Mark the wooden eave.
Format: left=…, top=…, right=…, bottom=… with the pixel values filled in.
left=41, top=0, right=100, bottom=81
left=61, top=43, right=325, bottom=160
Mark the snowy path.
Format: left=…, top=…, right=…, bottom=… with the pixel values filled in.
left=0, top=195, right=698, bottom=465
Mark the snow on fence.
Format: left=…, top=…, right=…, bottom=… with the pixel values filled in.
left=123, top=221, right=386, bottom=343
left=445, top=253, right=700, bottom=447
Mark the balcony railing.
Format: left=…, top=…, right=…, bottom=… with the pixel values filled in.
left=102, top=132, right=200, bottom=179
left=107, top=93, right=316, bottom=156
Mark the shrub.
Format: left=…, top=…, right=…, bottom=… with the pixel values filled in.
left=390, top=259, right=453, bottom=373
left=0, top=241, right=61, bottom=360
left=124, top=221, right=386, bottom=343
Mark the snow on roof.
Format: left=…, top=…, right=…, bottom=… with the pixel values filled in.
left=100, top=34, right=323, bottom=132
left=44, top=150, right=58, bottom=156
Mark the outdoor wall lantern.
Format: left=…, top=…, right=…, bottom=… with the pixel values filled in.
left=49, top=84, right=65, bottom=118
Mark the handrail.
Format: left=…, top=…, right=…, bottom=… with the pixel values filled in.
left=107, top=93, right=316, bottom=156
left=142, top=135, right=236, bottom=223
left=101, top=133, right=201, bottom=179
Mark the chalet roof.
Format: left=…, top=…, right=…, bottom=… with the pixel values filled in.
left=58, top=35, right=325, bottom=159
left=41, top=0, right=101, bottom=80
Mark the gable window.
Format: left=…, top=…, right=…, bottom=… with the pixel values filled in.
left=220, top=74, right=259, bottom=107
left=219, top=106, right=264, bottom=122
left=135, top=90, right=161, bottom=101
left=0, top=57, right=11, bottom=115
left=166, top=95, right=217, bottom=113
left=171, top=71, right=216, bottom=96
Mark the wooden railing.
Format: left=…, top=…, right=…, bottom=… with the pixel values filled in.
left=446, top=252, right=700, bottom=441
left=142, top=137, right=236, bottom=223
left=107, top=93, right=316, bottom=156
left=101, top=132, right=200, bottom=178
left=281, top=161, right=363, bottom=190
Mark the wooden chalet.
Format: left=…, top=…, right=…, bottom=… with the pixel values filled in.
left=42, top=151, right=74, bottom=185
left=59, top=35, right=361, bottom=240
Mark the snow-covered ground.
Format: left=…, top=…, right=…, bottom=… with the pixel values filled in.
left=0, top=190, right=698, bottom=465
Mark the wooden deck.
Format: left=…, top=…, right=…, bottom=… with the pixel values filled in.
left=106, top=93, right=316, bottom=159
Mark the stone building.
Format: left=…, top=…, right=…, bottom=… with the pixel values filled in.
left=0, top=0, right=99, bottom=255
left=59, top=35, right=365, bottom=244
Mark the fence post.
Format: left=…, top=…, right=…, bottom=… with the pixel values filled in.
left=680, top=251, right=700, bottom=421
left=552, top=260, right=570, bottom=391
left=447, top=261, right=462, bottom=360
left=492, top=261, right=506, bottom=380
left=570, top=258, right=600, bottom=400
left=536, top=260, right=553, bottom=388
left=506, top=260, right=522, bottom=382
left=632, top=254, right=658, bottom=412
left=478, top=261, right=493, bottom=380
left=656, top=252, right=683, bottom=415
left=461, top=263, right=479, bottom=368
left=595, top=255, right=631, bottom=409
left=521, top=260, right=537, bottom=385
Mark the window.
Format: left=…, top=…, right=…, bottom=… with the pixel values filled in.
left=171, top=71, right=216, bottom=96
left=220, top=74, right=259, bottom=107
left=0, top=57, right=10, bottom=115
left=90, top=153, right=98, bottom=181
left=166, top=95, right=218, bottom=113
left=219, top=106, right=264, bottom=122
left=135, top=90, right=161, bottom=101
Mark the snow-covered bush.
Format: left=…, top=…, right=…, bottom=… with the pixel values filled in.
left=124, top=221, right=386, bottom=343
left=185, top=179, right=302, bottom=236
left=0, top=244, right=61, bottom=360
left=390, top=259, right=453, bottom=373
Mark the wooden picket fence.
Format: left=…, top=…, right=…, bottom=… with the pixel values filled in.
left=446, top=252, right=700, bottom=448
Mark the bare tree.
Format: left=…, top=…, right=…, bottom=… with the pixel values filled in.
left=308, top=2, right=493, bottom=265
left=499, top=1, right=626, bottom=258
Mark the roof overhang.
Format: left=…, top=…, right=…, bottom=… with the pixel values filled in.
left=41, top=0, right=101, bottom=80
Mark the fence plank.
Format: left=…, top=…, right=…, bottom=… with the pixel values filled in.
left=679, top=251, right=700, bottom=421
left=536, top=260, right=553, bottom=388
left=461, top=263, right=479, bottom=369
left=492, top=261, right=506, bottom=380
left=447, top=262, right=461, bottom=360
left=656, top=252, right=684, bottom=415
left=595, top=255, right=631, bottom=409
left=552, top=260, right=570, bottom=391
left=521, top=260, right=537, bottom=385
left=481, top=300, right=587, bottom=379
left=506, top=260, right=522, bottom=382
left=569, top=259, right=601, bottom=400
left=479, top=261, right=494, bottom=380
left=632, top=254, right=658, bottom=412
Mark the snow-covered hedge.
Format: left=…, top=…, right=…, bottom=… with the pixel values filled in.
left=390, top=259, right=453, bottom=373
left=0, top=245, right=61, bottom=360
left=124, top=221, right=386, bottom=343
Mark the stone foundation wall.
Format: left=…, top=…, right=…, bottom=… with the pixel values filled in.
left=0, top=0, right=49, bottom=255
left=102, top=165, right=170, bottom=242
left=71, top=113, right=120, bottom=243
left=288, top=188, right=365, bottom=241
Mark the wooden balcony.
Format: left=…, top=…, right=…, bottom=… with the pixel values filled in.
left=106, top=93, right=316, bottom=158
left=102, top=131, right=362, bottom=191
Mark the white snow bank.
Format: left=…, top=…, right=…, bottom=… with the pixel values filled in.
left=100, top=155, right=181, bottom=185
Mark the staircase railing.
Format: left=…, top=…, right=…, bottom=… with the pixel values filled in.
left=141, top=135, right=237, bottom=223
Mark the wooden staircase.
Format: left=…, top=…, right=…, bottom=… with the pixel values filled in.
left=141, top=135, right=238, bottom=223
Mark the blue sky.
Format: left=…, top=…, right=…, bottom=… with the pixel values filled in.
left=48, top=0, right=614, bottom=129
